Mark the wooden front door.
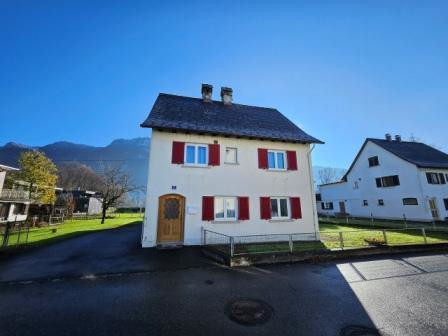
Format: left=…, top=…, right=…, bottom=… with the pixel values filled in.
left=339, top=201, right=346, bottom=214
left=157, top=194, right=185, bottom=244
left=429, top=198, right=439, bottom=220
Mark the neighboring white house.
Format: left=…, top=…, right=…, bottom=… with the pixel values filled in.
left=140, top=84, right=323, bottom=247
left=0, top=163, right=30, bottom=223
left=318, top=134, right=448, bottom=222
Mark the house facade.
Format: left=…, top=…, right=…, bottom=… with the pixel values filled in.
left=0, top=164, right=30, bottom=223
left=318, top=135, right=448, bottom=222
left=140, top=85, right=322, bottom=247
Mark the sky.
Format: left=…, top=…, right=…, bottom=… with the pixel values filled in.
left=1, top=0, right=447, bottom=169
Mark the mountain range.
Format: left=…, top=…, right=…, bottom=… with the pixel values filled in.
left=0, top=138, right=345, bottom=191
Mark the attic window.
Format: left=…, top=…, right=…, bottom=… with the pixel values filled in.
left=368, top=156, right=379, bottom=167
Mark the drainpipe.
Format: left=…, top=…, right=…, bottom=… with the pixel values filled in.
left=307, top=144, right=320, bottom=240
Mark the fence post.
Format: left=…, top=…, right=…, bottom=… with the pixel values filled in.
left=339, top=232, right=344, bottom=250
left=370, top=213, right=374, bottom=226
left=230, top=237, right=234, bottom=257
left=403, top=214, right=407, bottom=229
left=382, top=229, right=388, bottom=245
left=2, top=221, right=11, bottom=248
left=289, top=234, right=293, bottom=253
left=421, top=228, right=427, bottom=244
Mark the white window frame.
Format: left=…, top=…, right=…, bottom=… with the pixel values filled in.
left=214, top=196, right=238, bottom=221
left=267, top=150, right=287, bottom=171
left=270, top=197, right=290, bottom=219
left=184, top=143, right=208, bottom=166
left=224, top=147, right=238, bottom=164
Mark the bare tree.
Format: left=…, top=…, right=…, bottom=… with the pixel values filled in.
left=318, top=167, right=341, bottom=185
left=58, top=163, right=103, bottom=191
left=97, top=164, right=137, bottom=224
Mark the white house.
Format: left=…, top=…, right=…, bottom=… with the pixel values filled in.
left=318, top=134, right=448, bottom=222
left=140, top=84, right=323, bottom=247
left=0, top=163, right=30, bottom=223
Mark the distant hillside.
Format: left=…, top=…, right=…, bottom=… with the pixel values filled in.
left=0, top=138, right=150, bottom=189
left=0, top=138, right=344, bottom=194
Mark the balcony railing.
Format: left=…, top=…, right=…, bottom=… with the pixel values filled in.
left=0, top=189, right=30, bottom=201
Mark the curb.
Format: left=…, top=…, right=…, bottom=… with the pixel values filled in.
left=203, top=243, right=448, bottom=267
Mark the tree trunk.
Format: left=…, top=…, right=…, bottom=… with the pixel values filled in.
left=101, top=206, right=107, bottom=224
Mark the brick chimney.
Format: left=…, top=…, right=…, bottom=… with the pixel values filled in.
left=385, top=133, right=392, bottom=141
left=220, top=87, right=233, bottom=105
left=395, top=135, right=401, bottom=142
left=201, top=84, right=213, bottom=102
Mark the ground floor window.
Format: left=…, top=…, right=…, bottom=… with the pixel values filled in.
left=363, top=200, right=368, bottom=206
left=403, top=198, right=418, bottom=206
left=0, top=203, right=10, bottom=219
left=378, top=199, right=384, bottom=206
left=214, top=197, right=237, bottom=220
left=321, top=202, right=334, bottom=210
left=270, top=197, right=290, bottom=219
left=444, top=198, right=448, bottom=211
left=12, top=203, right=26, bottom=215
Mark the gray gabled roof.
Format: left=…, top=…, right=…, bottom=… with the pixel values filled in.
left=141, top=93, right=323, bottom=144
left=342, top=138, right=448, bottom=181
left=369, top=138, right=448, bottom=169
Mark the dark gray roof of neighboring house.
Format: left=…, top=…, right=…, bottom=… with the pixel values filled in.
left=368, top=138, right=448, bottom=169
left=141, top=93, right=323, bottom=144
left=341, top=138, right=448, bottom=181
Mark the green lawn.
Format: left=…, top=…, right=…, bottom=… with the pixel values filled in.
left=4, top=213, right=142, bottom=248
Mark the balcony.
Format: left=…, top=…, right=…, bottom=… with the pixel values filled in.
left=0, top=189, right=30, bottom=201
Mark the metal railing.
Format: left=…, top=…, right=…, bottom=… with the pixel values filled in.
left=203, top=227, right=448, bottom=257
left=0, top=189, right=30, bottom=201
left=0, top=220, right=30, bottom=249
left=319, top=214, right=448, bottom=231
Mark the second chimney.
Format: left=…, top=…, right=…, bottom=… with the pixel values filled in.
left=395, top=135, right=401, bottom=142
left=201, top=84, right=213, bottom=102
left=385, top=133, right=392, bottom=141
left=221, top=87, right=233, bottom=105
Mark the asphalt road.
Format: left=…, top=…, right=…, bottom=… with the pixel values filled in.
left=1, top=224, right=447, bottom=336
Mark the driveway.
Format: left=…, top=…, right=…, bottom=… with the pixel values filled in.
left=0, top=223, right=214, bottom=283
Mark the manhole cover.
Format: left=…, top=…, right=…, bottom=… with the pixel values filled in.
left=225, top=298, right=273, bottom=325
left=340, top=325, right=381, bottom=336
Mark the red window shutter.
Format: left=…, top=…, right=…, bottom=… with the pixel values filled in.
left=202, top=196, right=214, bottom=221
left=260, top=197, right=271, bottom=219
left=172, top=141, right=185, bottom=164
left=258, top=148, right=268, bottom=169
left=208, top=144, right=220, bottom=166
left=290, top=197, right=302, bottom=219
left=238, top=197, right=250, bottom=220
left=287, top=151, right=298, bottom=170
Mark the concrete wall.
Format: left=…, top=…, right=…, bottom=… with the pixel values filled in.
left=88, top=197, right=102, bottom=215
left=0, top=171, right=5, bottom=193
left=319, top=141, right=448, bottom=222
left=143, top=130, right=319, bottom=247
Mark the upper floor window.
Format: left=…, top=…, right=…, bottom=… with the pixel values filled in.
left=185, top=143, right=208, bottom=166
left=376, top=175, right=400, bottom=188
left=270, top=197, right=290, bottom=219
left=214, top=197, right=236, bottom=221
left=363, top=200, right=368, bottom=206
left=225, top=147, right=238, bottom=164
left=378, top=199, right=384, bottom=206
left=426, top=172, right=446, bottom=185
left=403, top=198, right=418, bottom=206
left=354, top=181, right=359, bottom=189
left=268, top=150, right=286, bottom=170
left=368, top=156, right=379, bottom=167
